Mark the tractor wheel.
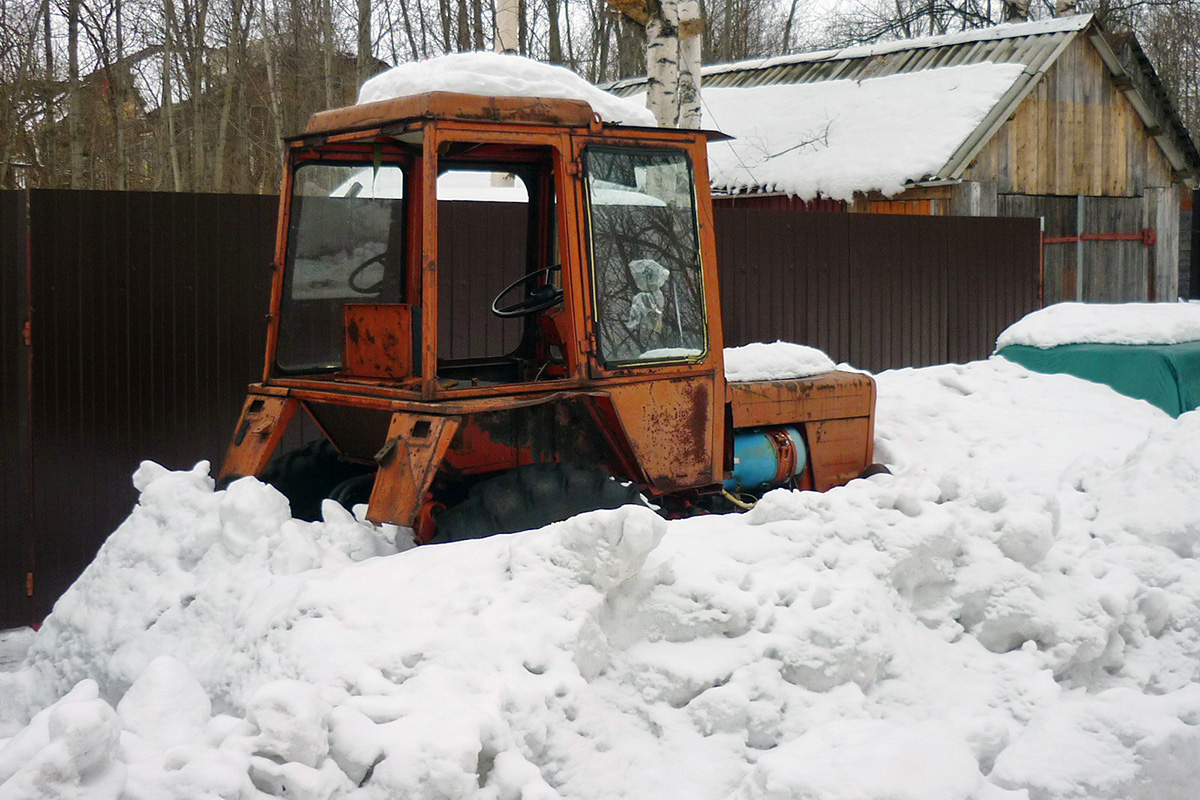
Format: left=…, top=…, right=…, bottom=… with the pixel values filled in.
left=859, top=463, right=892, bottom=479
left=431, top=462, right=643, bottom=544
left=259, top=439, right=376, bottom=521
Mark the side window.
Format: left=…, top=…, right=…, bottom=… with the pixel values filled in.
left=277, top=163, right=406, bottom=373
left=584, top=147, right=707, bottom=365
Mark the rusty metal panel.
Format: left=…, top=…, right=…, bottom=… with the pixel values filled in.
left=605, top=375, right=719, bottom=492
left=728, top=371, right=875, bottom=428
left=23, top=190, right=280, bottom=619
left=0, top=191, right=32, bottom=627
left=805, top=416, right=875, bottom=490
left=343, top=303, right=415, bottom=378
left=366, top=413, right=460, bottom=528
left=219, top=395, right=300, bottom=482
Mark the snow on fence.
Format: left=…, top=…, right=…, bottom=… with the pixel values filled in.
left=0, top=190, right=1040, bottom=625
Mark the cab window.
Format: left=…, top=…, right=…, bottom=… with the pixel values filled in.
left=584, top=147, right=707, bottom=366
left=276, top=162, right=406, bottom=373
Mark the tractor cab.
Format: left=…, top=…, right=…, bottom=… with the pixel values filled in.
left=271, top=92, right=717, bottom=398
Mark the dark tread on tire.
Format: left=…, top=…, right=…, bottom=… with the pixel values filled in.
left=432, top=463, right=642, bottom=544
left=859, top=463, right=892, bottom=479
left=260, top=439, right=375, bottom=521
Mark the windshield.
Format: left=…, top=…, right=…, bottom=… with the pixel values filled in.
left=584, top=147, right=707, bottom=365
left=276, top=162, right=407, bottom=373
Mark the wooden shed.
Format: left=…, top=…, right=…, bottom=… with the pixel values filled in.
left=608, top=14, right=1200, bottom=303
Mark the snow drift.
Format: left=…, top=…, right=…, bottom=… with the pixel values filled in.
left=3, top=358, right=1200, bottom=800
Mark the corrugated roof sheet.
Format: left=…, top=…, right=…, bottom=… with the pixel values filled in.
left=609, top=15, right=1089, bottom=94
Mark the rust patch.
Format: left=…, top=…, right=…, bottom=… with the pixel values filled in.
left=342, top=303, right=413, bottom=379
left=442, top=399, right=614, bottom=477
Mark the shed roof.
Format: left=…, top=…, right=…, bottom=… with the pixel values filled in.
left=609, top=14, right=1199, bottom=198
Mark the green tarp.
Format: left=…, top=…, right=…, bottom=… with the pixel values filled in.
left=997, top=341, right=1200, bottom=418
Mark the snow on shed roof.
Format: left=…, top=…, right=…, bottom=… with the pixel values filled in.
left=627, top=63, right=1025, bottom=200
left=609, top=13, right=1199, bottom=199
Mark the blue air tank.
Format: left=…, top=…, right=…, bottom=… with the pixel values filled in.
left=723, top=426, right=807, bottom=493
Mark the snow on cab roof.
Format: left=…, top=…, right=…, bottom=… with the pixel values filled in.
left=357, top=52, right=655, bottom=128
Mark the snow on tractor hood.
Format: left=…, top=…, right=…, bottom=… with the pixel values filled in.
left=357, top=52, right=658, bottom=128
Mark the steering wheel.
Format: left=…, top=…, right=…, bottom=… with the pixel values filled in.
left=491, top=265, right=563, bottom=318
left=348, top=252, right=386, bottom=294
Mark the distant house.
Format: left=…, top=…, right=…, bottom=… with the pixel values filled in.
left=608, top=14, right=1200, bottom=303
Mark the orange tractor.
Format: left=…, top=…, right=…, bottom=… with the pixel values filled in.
left=218, top=91, right=879, bottom=542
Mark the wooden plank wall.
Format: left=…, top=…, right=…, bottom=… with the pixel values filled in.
left=1002, top=194, right=1076, bottom=303
left=1001, top=193, right=1166, bottom=304
left=1083, top=195, right=1147, bottom=302
left=968, top=37, right=1174, bottom=197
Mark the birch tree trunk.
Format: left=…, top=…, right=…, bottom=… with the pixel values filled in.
left=645, top=0, right=701, bottom=128
left=496, top=0, right=519, bottom=53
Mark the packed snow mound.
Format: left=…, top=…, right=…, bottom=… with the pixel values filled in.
left=4, top=358, right=1200, bottom=799
left=724, top=341, right=836, bottom=381
left=628, top=62, right=1023, bottom=200
left=996, top=301, right=1200, bottom=349
left=358, top=52, right=656, bottom=127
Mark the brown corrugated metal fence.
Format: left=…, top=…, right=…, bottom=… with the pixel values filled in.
left=1, top=191, right=32, bottom=628
left=1, top=192, right=1041, bottom=627
left=15, top=190, right=281, bottom=622
left=716, top=210, right=1041, bottom=371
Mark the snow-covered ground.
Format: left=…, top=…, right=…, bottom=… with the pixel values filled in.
left=3, top=348, right=1200, bottom=800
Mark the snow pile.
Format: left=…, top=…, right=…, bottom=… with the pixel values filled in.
left=5, top=358, right=1200, bottom=799
left=358, top=52, right=656, bottom=127
left=630, top=62, right=1023, bottom=200
left=996, top=301, right=1200, bottom=349
left=724, top=341, right=836, bottom=381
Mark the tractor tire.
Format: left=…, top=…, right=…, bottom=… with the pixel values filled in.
left=859, top=463, right=892, bottom=479
left=259, top=439, right=376, bottom=522
left=431, top=462, right=643, bottom=544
